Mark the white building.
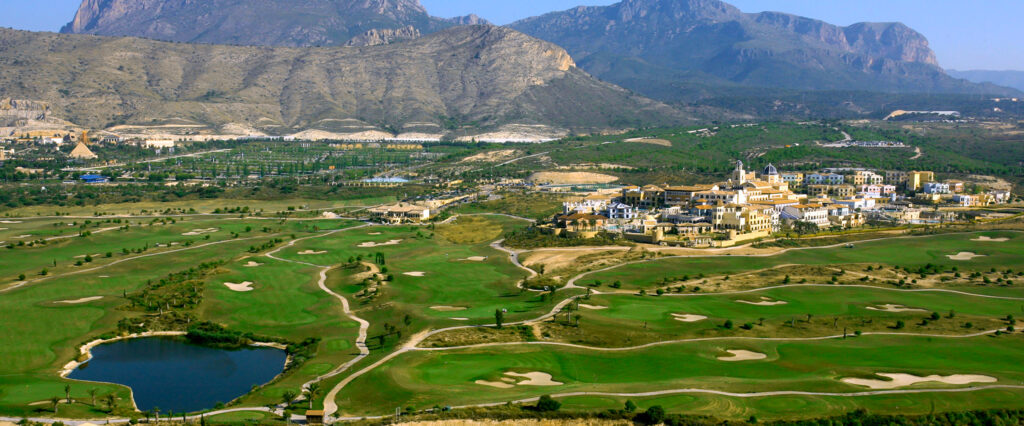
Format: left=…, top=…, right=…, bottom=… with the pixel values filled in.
left=606, top=203, right=638, bottom=220
left=781, top=204, right=830, bottom=228
left=834, top=198, right=876, bottom=211
left=563, top=200, right=608, bottom=215
left=922, top=182, right=950, bottom=194
left=144, top=140, right=176, bottom=149
left=806, top=173, right=844, bottom=185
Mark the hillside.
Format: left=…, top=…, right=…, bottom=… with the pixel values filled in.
left=0, top=26, right=685, bottom=140
left=60, top=0, right=487, bottom=47
left=510, top=0, right=1019, bottom=102
left=947, top=70, right=1024, bottom=93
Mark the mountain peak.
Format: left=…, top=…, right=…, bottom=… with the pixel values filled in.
left=617, top=0, right=743, bottom=22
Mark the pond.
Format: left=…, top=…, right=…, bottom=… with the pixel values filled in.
left=69, top=337, right=287, bottom=413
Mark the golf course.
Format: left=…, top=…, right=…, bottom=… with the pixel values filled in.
left=1, top=210, right=1023, bottom=423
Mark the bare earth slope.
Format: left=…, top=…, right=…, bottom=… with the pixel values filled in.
left=0, top=26, right=685, bottom=138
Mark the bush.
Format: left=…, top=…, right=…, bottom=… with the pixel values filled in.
left=636, top=406, right=666, bottom=425
left=535, top=395, right=560, bottom=412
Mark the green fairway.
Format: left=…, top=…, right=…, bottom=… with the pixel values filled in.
left=335, top=334, right=1024, bottom=418
left=585, top=231, right=1024, bottom=289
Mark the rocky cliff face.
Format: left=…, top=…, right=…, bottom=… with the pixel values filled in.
left=511, top=0, right=1007, bottom=98
left=1, top=26, right=684, bottom=136
left=61, top=0, right=454, bottom=46
left=345, top=26, right=422, bottom=47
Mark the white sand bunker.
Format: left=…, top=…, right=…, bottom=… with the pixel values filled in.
left=476, top=371, right=563, bottom=388
left=672, top=313, right=708, bottom=322
left=737, top=297, right=788, bottom=306
left=57, top=296, right=103, bottom=304
left=842, top=373, right=996, bottom=390
left=972, top=236, right=1009, bottom=242
left=243, top=261, right=262, bottom=267
left=718, top=350, right=768, bottom=362
left=458, top=256, right=488, bottom=262
left=431, top=306, right=467, bottom=312
left=578, top=304, right=607, bottom=310
left=451, top=318, right=469, bottom=321
left=0, top=220, right=22, bottom=224
left=224, top=281, right=255, bottom=292
left=14, top=235, right=32, bottom=239
left=866, top=304, right=926, bottom=313
left=182, top=228, right=218, bottom=236
left=948, top=252, right=985, bottom=261
left=358, top=239, right=402, bottom=248
left=298, top=250, right=327, bottom=255
left=404, top=271, right=426, bottom=277
left=368, top=232, right=382, bottom=235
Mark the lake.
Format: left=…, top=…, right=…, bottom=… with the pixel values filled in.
left=69, top=337, right=287, bottom=413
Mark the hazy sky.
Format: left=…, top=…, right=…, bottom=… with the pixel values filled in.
left=2, top=0, right=1020, bottom=70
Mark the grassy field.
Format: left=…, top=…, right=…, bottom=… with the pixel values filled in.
left=0, top=196, right=394, bottom=217
left=335, top=333, right=1024, bottom=419
left=584, top=231, right=1024, bottom=290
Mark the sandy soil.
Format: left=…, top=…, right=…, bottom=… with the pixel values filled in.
left=947, top=252, right=985, bottom=260
left=298, top=250, right=328, bottom=255
left=625, top=137, right=672, bottom=147
left=737, top=297, right=788, bottom=306
left=431, top=306, right=467, bottom=312
left=672, top=313, right=708, bottom=322
left=718, top=350, right=768, bottom=362
left=972, top=236, right=1010, bottom=242
left=866, top=304, right=926, bottom=313
left=528, top=171, right=619, bottom=184
left=578, top=304, right=608, bottom=310
left=505, top=372, right=563, bottom=386
left=56, top=296, right=103, bottom=304
left=243, top=261, right=262, bottom=267
left=460, top=149, right=518, bottom=163
left=842, top=373, right=997, bottom=390
left=404, top=271, right=426, bottom=277
left=224, top=281, right=255, bottom=292
left=358, top=239, right=402, bottom=248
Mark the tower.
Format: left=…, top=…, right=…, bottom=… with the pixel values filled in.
left=80, top=130, right=90, bottom=145
left=733, top=160, right=747, bottom=184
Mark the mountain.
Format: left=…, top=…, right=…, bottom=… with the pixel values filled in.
left=0, top=26, right=685, bottom=140
left=947, top=70, right=1024, bottom=93
left=60, top=0, right=489, bottom=47
left=510, top=0, right=1019, bottom=102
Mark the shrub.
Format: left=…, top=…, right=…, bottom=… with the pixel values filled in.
left=535, top=395, right=560, bottom=412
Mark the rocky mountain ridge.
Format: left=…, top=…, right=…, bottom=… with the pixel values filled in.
left=1, top=26, right=685, bottom=140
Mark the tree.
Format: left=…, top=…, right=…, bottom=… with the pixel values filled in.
left=306, top=382, right=321, bottom=410
left=282, top=390, right=297, bottom=408
left=65, top=384, right=72, bottom=403
left=535, top=395, right=560, bottom=412
left=495, top=309, right=504, bottom=329
left=104, top=393, right=117, bottom=413
left=724, top=319, right=734, bottom=329
left=624, top=400, right=637, bottom=413
left=89, top=388, right=97, bottom=406
left=51, top=396, right=61, bottom=413
left=637, top=405, right=666, bottom=425
left=895, top=320, right=906, bottom=329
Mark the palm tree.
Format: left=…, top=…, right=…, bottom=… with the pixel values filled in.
left=64, top=384, right=72, bottom=404
left=153, top=406, right=161, bottom=423
left=89, top=388, right=98, bottom=406
left=305, top=382, right=321, bottom=410
left=104, top=394, right=117, bottom=413
left=281, top=390, right=297, bottom=408
left=50, top=396, right=60, bottom=414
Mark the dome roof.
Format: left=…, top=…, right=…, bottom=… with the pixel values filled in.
left=763, top=163, right=779, bottom=175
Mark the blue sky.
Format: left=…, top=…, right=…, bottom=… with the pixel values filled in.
left=2, top=0, right=1020, bottom=70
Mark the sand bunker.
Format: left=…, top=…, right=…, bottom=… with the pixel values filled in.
left=476, top=371, right=563, bottom=388
left=57, top=296, right=103, bottom=304
left=842, top=373, right=997, bottom=390
left=298, top=250, right=327, bottom=255
left=0, top=220, right=22, bottom=224
left=404, top=271, right=426, bottom=277
left=504, top=372, right=564, bottom=386
left=972, top=236, right=1009, bottom=242
left=866, top=304, right=926, bottom=313
left=578, top=304, right=608, bottom=310
left=718, top=350, right=768, bottom=362
left=947, top=252, right=985, bottom=261
left=475, top=380, right=515, bottom=389
left=182, top=228, right=218, bottom=236
left=672, top=313, right=708, bottom=322
left=368, top=232, right=383, bottom=235
left=243, top=261, right=262, bottom=267
left=737, top=297, right=788, bottom=306
left=358, top=239, right=402, bottom=248
left=625, top=137, right=672, bottom=147
left=224, top=282, right=255, bottom=292
left=458, top=256, right=488, bottom=262
left=430, top=306, right=467, bottom=312
left=451, top=318, right=470, bottom=321
left=14, top=234, right=32, bottom=239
